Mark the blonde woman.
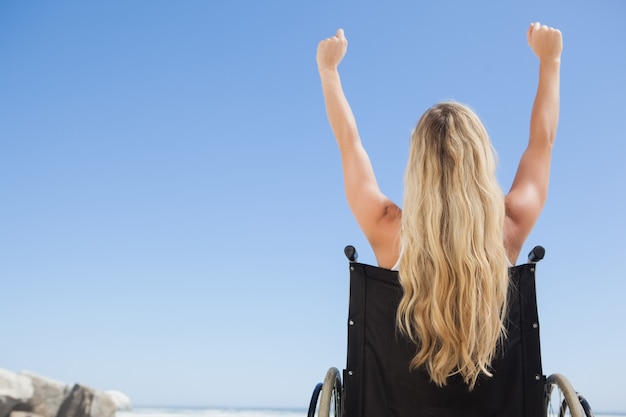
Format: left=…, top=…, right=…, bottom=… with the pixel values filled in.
left=317, top=23, right=562, bottom=390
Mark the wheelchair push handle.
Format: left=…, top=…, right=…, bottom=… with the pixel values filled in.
left=528, top=246, right=545, bottom=263
left=345, top=245, right=545, bottom=265
left=344, top=245, right=358, bottom=262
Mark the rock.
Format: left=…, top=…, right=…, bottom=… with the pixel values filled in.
left=10, top=411, right=45, bottom=417
left=88, top=390, right=115, bottom=417
left=56, top=385, right=92, bottom=417
left=0, top=369, right=34, bottom=417
left=55, top=385, right=115, bottom=417
left=0, top=370, right=123, bottom=417
left=103, top=391, right=131, bottom=411
left=18, top=372, right=68, bottom=417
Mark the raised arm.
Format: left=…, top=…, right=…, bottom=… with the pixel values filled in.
left=316, top=29, right=401, bottom=267
left=505, top=22, right=563, bottom=263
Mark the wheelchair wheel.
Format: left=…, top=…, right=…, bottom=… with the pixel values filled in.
left=317, top=367, right=342, bottom=417
left=546, top=374, right=585, bottom=417
left=579, top=394, right=595, bottom=417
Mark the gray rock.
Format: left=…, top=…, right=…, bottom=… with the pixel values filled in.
left=0, top=369, right=34, bottom=417
left=56, top=385, right=92, bottom=417
left=10, top=411, right=45, bottom=417
left=103, top=391, right=131, bottom=411
left=88, top=391, right=115, bottom=417
left=18, top=372, right=68, bottom=417
left=1, top=370, right=122, bottom=417
left=55, top=385, right=114, bottom=417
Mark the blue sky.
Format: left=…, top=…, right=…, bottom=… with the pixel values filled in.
left=1, top=0, right=625, bottom=412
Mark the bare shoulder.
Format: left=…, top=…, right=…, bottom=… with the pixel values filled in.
left=504, top=214, right=522, bottom=265
left=504, top=188, right=543, bottom=265
left=370, top=203, right=402, bottom=269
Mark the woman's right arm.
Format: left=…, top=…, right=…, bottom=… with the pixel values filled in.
left=317, top=29, right=401, bottom=267
left=505, top=23, right=563, bottom=263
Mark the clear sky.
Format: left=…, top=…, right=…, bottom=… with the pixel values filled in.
left=1, top=0, right=625, bottom=413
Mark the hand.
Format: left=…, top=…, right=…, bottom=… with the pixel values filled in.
left=317, top=28, right=348, bottom=71
left=527, top=22, right=563, bottom=62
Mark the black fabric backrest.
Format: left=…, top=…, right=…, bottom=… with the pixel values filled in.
left=343, top=263, right=545, bottom=417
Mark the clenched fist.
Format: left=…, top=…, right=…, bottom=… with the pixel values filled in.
left=527, top=22, right=563, bottom=62
left=317, top=28, right=348, bottom=71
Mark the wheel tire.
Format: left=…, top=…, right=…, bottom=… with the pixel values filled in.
left=318, top=367, right=342, bottom=417
left=546, top=374, right=585, bottom=417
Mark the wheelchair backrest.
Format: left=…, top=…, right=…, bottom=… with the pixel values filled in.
left=343, top=262, right=545, bottom=417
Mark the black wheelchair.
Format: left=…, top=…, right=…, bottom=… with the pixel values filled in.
left=308, top=246, right=594, bottom=417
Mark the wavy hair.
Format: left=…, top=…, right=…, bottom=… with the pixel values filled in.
left=396, top=102, right=509, bottom=390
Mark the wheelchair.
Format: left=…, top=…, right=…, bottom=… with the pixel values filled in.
left=308, top=246, right=594, bottom=417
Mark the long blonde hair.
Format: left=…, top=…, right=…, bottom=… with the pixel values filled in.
left=397, top=102, right=509, bottom=390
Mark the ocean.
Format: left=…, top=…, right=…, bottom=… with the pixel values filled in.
left=118, top=408, right=625, bottom=417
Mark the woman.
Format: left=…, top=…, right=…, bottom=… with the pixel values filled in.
left=316, top=23, right=562, bottom=389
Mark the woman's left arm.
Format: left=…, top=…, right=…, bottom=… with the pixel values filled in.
left=505, top=23, right=562, bottom=263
